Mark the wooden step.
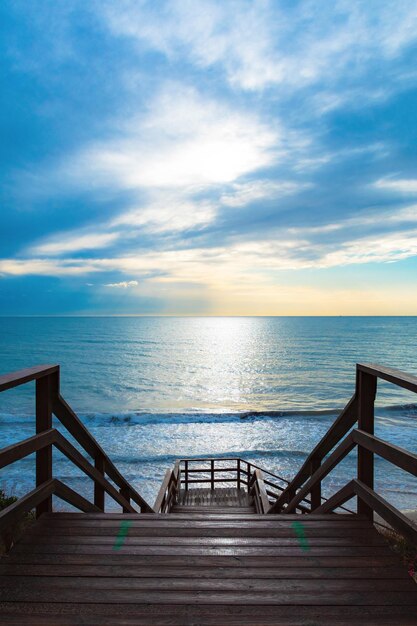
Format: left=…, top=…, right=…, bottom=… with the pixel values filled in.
left=0, top=512, right=416, bottom=624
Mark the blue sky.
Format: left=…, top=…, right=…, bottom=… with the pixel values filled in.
left=1, top=0, right=417, bottom=315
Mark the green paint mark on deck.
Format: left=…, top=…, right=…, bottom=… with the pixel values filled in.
left=113, top=520, right=133, bottom=550
left=291, top=521, right=310, bottom=552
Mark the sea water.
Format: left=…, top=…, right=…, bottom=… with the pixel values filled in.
left=0, top=316, right=416, bottom=511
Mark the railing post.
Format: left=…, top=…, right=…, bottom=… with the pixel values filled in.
left=357, top=367, right=377, bottom=519
left=94, top=454, right=105, bottom=511
left=210, top=459, right=214, bottom=490
left=185, top=460, right=189, bottom=491
left=310, top=457, right=322, bottom=510
left=237, top=459, right=241, bottom=491
left=35, top=372, right=57, bottom=517
left=119, top=486, right=131, bottom=513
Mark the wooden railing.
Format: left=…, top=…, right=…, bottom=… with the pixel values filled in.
left=154, top=461, right=180, bottom=513
left=0, top=365, right=154, bottom=536
left=248, top=469, right=270, bottom=513
left=154, top=457, right=313, bottom=513
left=268, top=363, right=417, bottom=544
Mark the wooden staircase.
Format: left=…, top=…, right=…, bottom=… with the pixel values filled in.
left=1, top=511, right=416, bottom=625
left=0, top=364, right=416, bottom=624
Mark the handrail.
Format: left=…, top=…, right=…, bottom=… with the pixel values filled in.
left=268, top=363, right=417, bottom=544
left=0, top=364, right=154, bottom=531
left=314, top=479, right=417, bottom=545
left=53, top=395, right=152, bottom=512
left=154, top=461, right=180, bottom=513
left=0, top=478, right=100, bottom=535
left=176, top=458, right=309, bottom=513
left=270, top=394, right=358, bottom=512
left=249, top=469, right=270, bottom=513
left=358, top=363, right=417, bottom=394
left=0, top=428, right=135, bottom=511
left=283, top=432, right=356, bottom=514
left=0, top=364, right=59, bottom=392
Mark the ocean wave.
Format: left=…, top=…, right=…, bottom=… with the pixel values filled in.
left=76, top=448, right=311, bottom=466
left=0, top=403, right=416, bottom=428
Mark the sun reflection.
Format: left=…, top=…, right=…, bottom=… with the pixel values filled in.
left=184, top=317, right=259, bottom=408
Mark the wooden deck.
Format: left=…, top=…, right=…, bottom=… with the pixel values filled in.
left=1, top=364, right=417, bottom=624
left=1, top=510, right=416, bottom=625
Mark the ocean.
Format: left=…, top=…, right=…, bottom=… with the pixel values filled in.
left=0, top=316, right=416, bottom=511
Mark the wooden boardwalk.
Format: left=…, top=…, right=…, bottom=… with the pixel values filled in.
left=1, top=509, right=416, bottom=625
left=1, top=364, right=417, bottom=624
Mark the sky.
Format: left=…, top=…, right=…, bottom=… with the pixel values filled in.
left=1, top=0, right=417, bottom=316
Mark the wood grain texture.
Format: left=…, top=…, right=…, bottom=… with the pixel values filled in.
left=1, top=511, right=415, bottom=625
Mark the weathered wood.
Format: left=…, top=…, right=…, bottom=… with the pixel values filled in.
left=0, top=364, right=59, bottom=392
left=53, top=480, right=100, bottom=513
left=1, top=605, right=416, bottom=626
left=1, top=564, right=408, bottom=579
left=1, top=587, right=416, bottom=606
left=353, top=429, right=417, bottom=477
left=0, top=575, right=410, bottom=592
left=94, top=454, right=105, bottom=511
left=53, top=431, right=136, bottom=512
left=0, top=429, right=56, bottom=469
left=4, top=552, right=403, bottom=568
left=0, top=480, right=56, bottom=532
left=357, top=368, right=377, bottom=519
left=357, top=362, right=417, bottom=394
left=284, top=433, right=355, bottom=513
left=269, top=394, right=358, bottom=512
left=35, top=374, right=55, bottom=517
left=352, top=479, right=417, bottom=545
left=53, top=395, right=154, bottom=512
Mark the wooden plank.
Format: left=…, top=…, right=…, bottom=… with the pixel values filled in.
left=11, top=543, right=396, bottom=556
left=269, top=394, right=358, bottom=512
left=353, top=429, right=417, bottom=477
left=94, top=454, right=105, bottom=511
left=4, top=553, right=403, bottom=568
left=1, top=606, right=417, bottom=626
left=0, top=588, right=416, bottom=605
left=38, top=516, right=370, bottom=527
left=0, top=479, right=56, bottom=533
left=53, top=480, right=100, bottom=513
left=1, top=605, right=416, bottom=626
left=0, top=576, right=413, bottom=593
left=284, top=433, right=355, bottom=513
left=357, top=368, right=376, bottom=519
left=19, top=535, right=386, bottom=547
left=35, top=374, right=54, bottom=517
left=0, top=364, right=59, bottom=392
left=358, top=362, right=417, bottom=394
left=29, top=524, right=380, bottom=538
left=0, top=564, right=409, bottom=579
left=52, top=396, right=154, bottom=513
left=41, top=512, right=364, bottom=520
left=53, top=433, right=136, bottom=512
left=353, top=479, right=417, bottom=545
left=0, top=429, right=56, bottom=470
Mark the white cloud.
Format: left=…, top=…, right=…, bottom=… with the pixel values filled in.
left=374, top=178, right=417, bottom=194
left=220, top=180, right=307, bottom=208
left=30, top=232, right=120, bottom=256
left=113, top=194, right=216, bottom=233
left=68, top=85, right=278, bottom=192
left=101, top=0, right=417, bottom=92
left=4, top=226, right=417, bottom=285
left=104, top=280, right=139, bottom=288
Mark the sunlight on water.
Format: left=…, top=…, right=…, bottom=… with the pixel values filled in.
left=0, top=317, right=416, bottom=511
